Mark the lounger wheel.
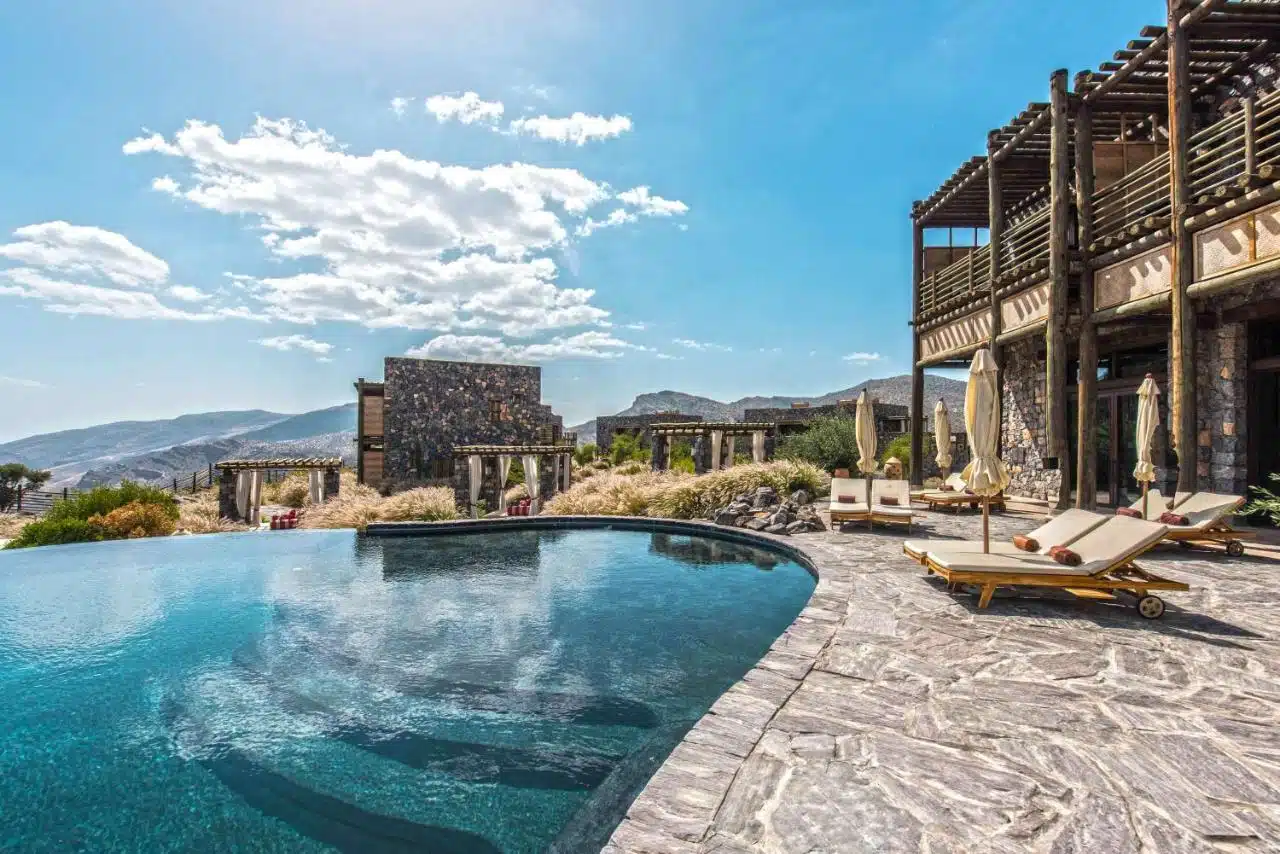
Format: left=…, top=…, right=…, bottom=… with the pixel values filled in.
left=1226, top=540, right=1245, bottom=558
left=1136, top=595, right=1165, bottom=620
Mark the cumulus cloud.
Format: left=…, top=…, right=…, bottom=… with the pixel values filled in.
left=0, top=221, right=168, bottom=287
left=0, top=266, right=238, bottom=322
left=168, top=284, right=211, bottom=302
left=407, top=331, right=649, bottom=363
left=508, top=112, right=632, bottom=145
left=123, top=116, right=685, bottom=341
left=257, top=334, right=333, bottom=356
left=673, top=338, right=732, bottom=353
left=843, top=351, right=885, bottom=364
left=577, top=186, right=688, bottom=236
left=425, top=92, right=504, bottom=125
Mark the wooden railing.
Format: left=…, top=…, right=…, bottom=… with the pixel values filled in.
left=1091, top=152, right=1171, bottom=249
left=919, top=244, right=992, bottom=318
left=999, top=203, right=1051, bottom=283
left=1189, top=88, right=1280, bottom=204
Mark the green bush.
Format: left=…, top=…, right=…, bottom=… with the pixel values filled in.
left=775, top=417, right=861, bottom=472
left=609, top=433, right=649, bottom=466
left=7, top=518, right=104, bottom=549
left=573, top=443, right=598, bottom=466
left=1244, top=473, right=1280, bottom=524
left=47, top=481, right=179, bottom=525
left=671, top=440, right=695, bottom=475
left=881, top=435, right=912, bottom=469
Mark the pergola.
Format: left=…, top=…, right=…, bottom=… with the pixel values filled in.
left=452, top=444, right=574, bottom=516
left=215, top=457, right=341, bottom=524
left=649, top=422, right=775, bottom=474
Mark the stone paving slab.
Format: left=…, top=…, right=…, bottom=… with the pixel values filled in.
left=604, top=508, right=1280, bottom=853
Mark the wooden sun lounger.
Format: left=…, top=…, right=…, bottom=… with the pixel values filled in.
left=923, top=515, right=1188, bottom=619
left=1159, top=493, right=1253, bottom=557
left=829, top=477, right=869, bottom=526
left=915, top=474, right=1005, bottom=513
left=829, top=477, right=913, bottom=531
left=903, top=508, right=1108, bottom=565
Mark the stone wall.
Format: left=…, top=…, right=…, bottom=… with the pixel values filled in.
left=382, top=357, right=562, bottom=489
left=1000, top=337, right=1062, bottom=502
left=595, top=413, right=702, bottom=455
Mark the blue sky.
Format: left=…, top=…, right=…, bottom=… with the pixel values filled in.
left=0, top=0, right=1155, bottom=442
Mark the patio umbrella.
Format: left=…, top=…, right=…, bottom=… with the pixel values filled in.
left=1134, top=373, right=1160, bottom=518
left=933, top=399, right=953, bottom=477
left=855, top=390, right=877, bottom=528
left=961, top=348, right=1009, bottom=552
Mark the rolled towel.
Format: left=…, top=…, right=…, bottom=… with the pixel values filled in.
left=963, top=488, right=975, bottom=495
left=878, top=496, right=899, bottom=506
left=1012, top=535, right=1039, bottom=552
left=1159, top=511, right=1191, bottom=526
left=1115, top=507, right=1143, bottom=519
left=939, top=484, right=955, bottom=492
left=1048, top=545, right=1082, bottom=566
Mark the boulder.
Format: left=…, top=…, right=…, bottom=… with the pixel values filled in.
left=744, top=517, right=770, bottom=531
left=785, top=520, right=809, bottom=534
left=714, top=510, right=741, bottom=527
left=771, top=507, right=794, bottom=527
left=727, top=501, right=752, bottom=515
left=790, top=489, right=811, bottom=506
left=764, top=524, right=789, bottom=535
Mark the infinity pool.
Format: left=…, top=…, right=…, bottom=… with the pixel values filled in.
left=0, top=527, right=813, bottom=853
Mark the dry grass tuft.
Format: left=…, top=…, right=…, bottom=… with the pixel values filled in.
left=300, top=475, right=459, bottom=531
left=0, top=515, right=33, bottom=541
left=176, top=489, right=248, bottom=534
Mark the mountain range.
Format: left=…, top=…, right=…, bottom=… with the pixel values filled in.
left=567, top=374, right=965, bottom=445
left=0, top=374, right=965, bottom=488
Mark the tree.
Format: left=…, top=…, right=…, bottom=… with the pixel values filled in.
left=573, top=443, right=598, bottom=466
left=609, top=433, right=649, bottom=466
left=0, top=463, right=51, bottom=513
left=775, top=417, right=861, bottom=472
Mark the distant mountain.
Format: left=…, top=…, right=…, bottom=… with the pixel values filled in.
left=569, top=375, right=966, bottom=445
left=235, top=404, right=355, bottom=443
left=0, top=410, right=289, bottom=471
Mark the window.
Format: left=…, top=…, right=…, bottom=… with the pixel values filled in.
left=489, top=400, right=503, bottom=423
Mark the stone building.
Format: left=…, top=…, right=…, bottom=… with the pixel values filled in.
left=743, top=401, right=911, bottom=460
left=907, top=1, right=1280, bottom=510
left=354, top=357, right=565, bottom=491
left=594, top=412, right=703, bottom=457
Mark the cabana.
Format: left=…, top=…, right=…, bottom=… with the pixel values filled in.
left=216, top=458, right=341, bottom=524
left=453, top=444, right=574, bottom=516
left=649, top=422, right=775, bottom=474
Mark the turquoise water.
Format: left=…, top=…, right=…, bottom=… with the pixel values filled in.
left=0, top=528, right=813, bottom=853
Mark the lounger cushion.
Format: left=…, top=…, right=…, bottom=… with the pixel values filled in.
left=906, top=509, right=1107, bottom=563
left=1170, top=493, right=1245, bottom=531
left=929, top=552, right=1095, bottom=576
left=872, top=506, right=913, bottom=519
left=830, top=501, right=869, bottom=514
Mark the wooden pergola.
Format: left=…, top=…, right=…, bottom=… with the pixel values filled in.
left=452, top=444, right=575, bottom=516
left=649, top=422, right=775, bottom=474
left=215, top=457, right=342, bottom=524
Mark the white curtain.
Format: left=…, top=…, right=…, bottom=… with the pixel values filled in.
left=235, top=472, right=251, bottom=521
left=725, top=435, right=736, bottom=468
left=468, top=454, right=483, bottom=518
left=308, top=470, right=324, bottom=505
left=522, top=455, right=541, bottom=513
left=498, top=455, right=513, bottom=493
left=248, top=470, right=264, bottom=526
left=752, top=430, right=766, bottom=464
left=710, top=430, right=724, bottom=471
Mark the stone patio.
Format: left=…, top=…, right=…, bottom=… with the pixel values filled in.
left=604, top=507, right=1280, bottom=853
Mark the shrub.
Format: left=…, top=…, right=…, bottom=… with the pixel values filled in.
left=0, top=463, right=51, bottom=513
left=881, top=435, right=912, bottom=469
left=47, top=481, right=178, bottom=525
left=176, top=490, right=245, bottom=534
left=6, top=518, right=103, bottom=549
left=775, top=417, right=862, bottom=473
left=504, top=483, right=529, bottom=504
left=262, top=472, right=311, bottom=508
left=609, top=433, right=648, bottom=466
left=614, top=460, right=648, bottom=476
left=301, top=483, right=459, bottom=530
left=573, top=443, right=598, bottom=465
left=1244, top=473, right=1280, bottom=524
left=89, top=501, right=178, bottom=539
left=380, top=487, right=461, bottom=522
left=671, top=440, right=695, bottom=475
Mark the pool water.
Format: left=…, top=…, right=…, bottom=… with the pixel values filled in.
left=0, top=527, right=813, bottom=853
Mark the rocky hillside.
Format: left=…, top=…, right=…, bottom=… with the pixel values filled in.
left=569, top=375, right=965, bottom=445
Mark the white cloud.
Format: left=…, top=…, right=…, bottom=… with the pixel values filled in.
left=152, top=176, right=180, bottom=194
left=577, top=186, right=688, bottom=236
left=623, top=321, right=647, bottom=330
left=673, top=338, right=732, bottom=353
left=425, top=92, right=504, bottom=125
left=0, top=267, right=243, bottom=322
left=759, top=347, right=781, bottom=354
left=168, top=284, right=211, bottom=302
left=843, top=351, right=885, bottom=364
left=0, top=221, right=169, bottom=287
left=257, top=334, right=333, bottom=356
left=124, top=116, right=685, bottom=342
left=407, top=331, right=647, bottom=363
left=509, top=112, right=631, bottom=145
left=654, top=352, right=683, bottom=361
left=390, top=96, right=412, bottom=117
left=0, top=375, right=47, bottom=389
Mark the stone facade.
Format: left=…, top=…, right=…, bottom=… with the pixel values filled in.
left=595, top=413, right=702, bottom=455
left=380, top=357, right=564, bottom=489
left=1000, top=337, right=1063, bottom=502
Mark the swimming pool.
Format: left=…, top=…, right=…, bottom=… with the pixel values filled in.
left=0, top=526, right=813, bottom=853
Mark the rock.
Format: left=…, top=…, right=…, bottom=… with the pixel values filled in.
left=790, top=489, right=811, bottom=505
left=785, top=520, right=809, bottom=534
left=772, top=507, right=793, bottom=526
left=734, top=516, right=751, bottom=527
left=764, top=524, right=789, bottom=535
left=727, top=501, right=752, bottom=515
left=714, top=510, right=741, bottom=526
left=753, top=486, right=779, bottom=508
left=744, top=518, right=770, bottom=531
left=734, top=493, right=752, bottom=505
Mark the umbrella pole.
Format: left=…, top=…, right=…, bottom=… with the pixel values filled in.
left=1142, top=481, right=1149, bottom=519
left=982, top=496, right=990, bottom=554
left=867, top=479, right=873, bottom=531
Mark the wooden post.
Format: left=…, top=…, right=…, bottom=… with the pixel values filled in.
left=1047, top=69, right=1072, bottom=509
left=1244, top=93, right=1258, bottom=183
left=987, top=133, right=1005, bottom=454
left=355, top=378, right=366, bottom=485
left=909, top=217, right=926, bottom=486
left=15, top=486, right=21, bottom=513
left=1075, top=98, right=1100, bottom=510
left=1167, top=0, right=1198, bottom=494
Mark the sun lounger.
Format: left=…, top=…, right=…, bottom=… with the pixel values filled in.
left=829, top=477, right=869, bottom=526
left=903, top=508, right=1108, bottom=564
left=916, top=472, right=1005, bottom=513
left=1157, top=492, right=1252, bottom=556
left=870, top=479, right=913, bottom=530
left=924, top=515, right=1187, bottom=618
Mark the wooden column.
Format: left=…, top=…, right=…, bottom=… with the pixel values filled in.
left=1167, top=0, right=1198, bottom=493
left=354, top=378, right=366, bottom=484
left=1047, top=68, right=1071, bottom=509
left=909, top=217, right=925, bottom=486
left=1074, top=99, right=1099, bottom=510
left=987, top=134, right=1005, bottom=454
left=1244, top=93, right=1258, bottom=183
